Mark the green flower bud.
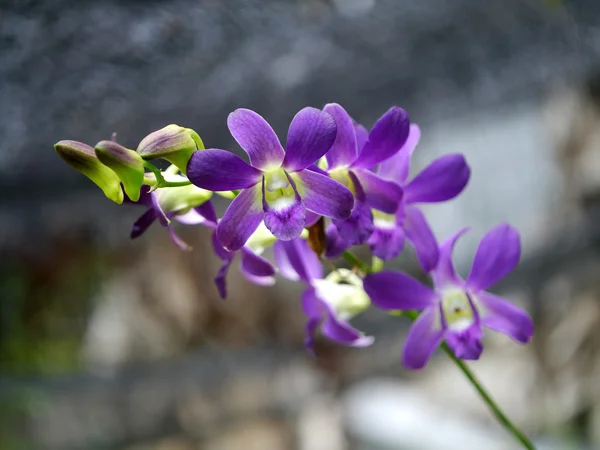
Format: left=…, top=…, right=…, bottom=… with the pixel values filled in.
left=136, top=125, right=204, bottom=174
left=155, top=178, right=213, bottom=213
left=95, top=140, right=145, bottom=202
left=55, top=140, right=124, bottom=204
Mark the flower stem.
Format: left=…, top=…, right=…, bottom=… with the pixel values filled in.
left=403, top=308, right=535, bottom=449
left=440, top=344, right=536, bottom=449
left=342, top=250, right=370, bottom=273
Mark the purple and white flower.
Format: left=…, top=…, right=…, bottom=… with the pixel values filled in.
left=187, top=108, right=354, bottom=251
left=274, top=238, right=373, bottom=351
left=129, top=182, right=212, bottom=251
left=363, top=224, right=534, bottom=369
left=368, top=124, right=470, bottom=270
left=177, top=203, right=276, bottom=299
left=318, top=103, right=410, bottom=245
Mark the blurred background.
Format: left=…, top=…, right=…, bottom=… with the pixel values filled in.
left=2, top=0, right=600, bottom=448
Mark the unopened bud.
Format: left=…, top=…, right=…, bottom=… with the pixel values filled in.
left=55, top=140, right=123, bottom=204
left=95, top=140, right=145, bottom=201
left=136, top=125, right=204, bottom=174
left=155, top=181, right=213, bottom=214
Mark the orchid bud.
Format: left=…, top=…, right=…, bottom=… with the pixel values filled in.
left=155, top=182, right=213, bottom=214
left=136, top=125, right=204, bottom=174
left=94, top=140, right=145, bottom=201
left=55, top=140, right=124, bottom=204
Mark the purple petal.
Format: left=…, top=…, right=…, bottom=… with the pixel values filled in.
left=167, top=225, right=192, bottom=251
left=322, top=303, right=374, bottom=348
left=432, top=227, right=470, bottom=289
left=227, top=108, right=285, bottom=170
left=354, top=123, right=369, bottom=154
left=403, top=154, right=470, bottom=204
left=214, top=258, right=234, bottom=299
left=175, top=201, right=218, bottom=229
left=302, top=288, right=325, bottom=352
left=332, top=197, right=374, bottom=245
left=478, top=291, right=533, bottom=343
left=351, top=168, right=403, bottom=214
left=403, top=205, right=439, bottom=272
left=211, top=230, right=234, bottom=261
left=240, top=247, right=276, bottom=286
left=325, top=222, right=350, bottom=259
left=467, top=224, right=521, bottom=291
left=283, top=107, right=337, bottom=172
left=323, top=103, right=358, bottom=169
left=262, top=177, right=306, bottom=241
left=363, top=270, right=436, bottom=311
left=304, top=210, right=321, bottom=227
left=275, top=239, right=322, bottom=283
left=150, top=190, right=169, bottom=226
left=377, top=124, right=421, bottom=184
left=351, top=107, right=410, bottom=169
left=187, top=149, right=263, bottom=191
left=445, top=324, right=484, bottom=361
left=131, top=209, right=157, bottom=239
left=216, top=184, right=264, bottom=251
left=368, top=224, right=405, bottom=261
left=294, top=169, right=354, bottom=220
left=402, top=308, right=444, bottom=370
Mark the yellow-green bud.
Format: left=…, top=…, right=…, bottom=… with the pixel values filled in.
left=55, top=140, right=123, bottom=204
left=136, top=125, right=204, bottom=174
left=95, top=140, right=145, bottom=201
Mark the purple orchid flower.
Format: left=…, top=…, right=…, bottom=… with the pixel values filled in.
left=187, top=108, right=354, bottom=251
left=368, top=124, right=470, bottom=271
left=318, top=103, right=410, bottom=245
left=274, top=238, right=373, bottom=351
left=129, top=184, right=193, bottom=251
left=363, top=224, right=534, bottom=370
left=176, top=202, right=276, bottom=299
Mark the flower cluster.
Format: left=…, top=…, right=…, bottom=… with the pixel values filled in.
left=55, top=103, right=533, bottom=369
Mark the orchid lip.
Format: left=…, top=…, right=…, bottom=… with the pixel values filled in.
left=373, top=210, right=396, bottom=230
left=439, top=287, right=476, bottom=332
left=312, top=269, right=370, bottom=319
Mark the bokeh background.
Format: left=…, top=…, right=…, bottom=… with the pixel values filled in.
left=2, top=0, right=600, bottom=448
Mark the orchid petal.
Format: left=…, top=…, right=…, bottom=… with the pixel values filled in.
left=354, top=122, right=369, bottom=155
left=478, top=291, right=533, bottom=343
left=333, top=197, right=374, bottom=245
left=432, top=229, right=469, bottom=291
left=167, top=225, right=191, bottom=251
left=131, top=208, right=157, bottom=239
left=403, top=308, right=444, bottom=370
left=322, top=303, right=374, bottom=348
left=240, top=247, right=276, bottom=286
left=294, top=169, right=354, bottom=220
left=352, top=106, right=410, bottom=169
left=175, top=201, right=218, bottom=229
left=214, top=257, right=234, bottom=299
left=262, top=178, right=306, bottom=241
left=467, top=224, right=521, bottom=291
left=351, top=168, right=403, bottom=214
left=403, top=205, right=439, bottom=272
left=187, top=149, right=263, bottom=191
left=276, top=239, right=322, bottom=283
left=403, top=154, right=470, bottom=204
left=216, top=184, right=263, bottom=251
left=283, top=107, right=337, bottom=172
left=227, top=108, right=285, bottom=170
left=323, top=103, right=358, bottom=169
left=445, top=324, right=484, bottom=360
left=363, top=270, right=436, bottom=311
left=368, top=225, right=405, bottom=261
left=377, top=124, right=421, bottom=184
left=325, top=222, right=350, bottom=259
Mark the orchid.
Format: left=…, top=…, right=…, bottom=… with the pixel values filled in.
left=187, top=108, right=354, bottom=251
left=177, top=204, right=276, bottom=299
left=368, top=124, right=471, bottom=270
left=274, top=238, right=373, bottom=350
left=316, top=103, right=410, bottom=245
left=363, top=224, right=534, bottom=369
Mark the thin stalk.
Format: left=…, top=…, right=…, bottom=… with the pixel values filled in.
left=403, top=310, right=535, bottom=449
left=342, top=250, right=370, bottom=274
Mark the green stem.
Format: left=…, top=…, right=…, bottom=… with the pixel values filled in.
left=342, top=250, right=370, bottom=273
left=160, top=180, right=192, bottom=187
left=403, top=311, right=535, bottom=449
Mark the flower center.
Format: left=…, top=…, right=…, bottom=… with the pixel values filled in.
left=441, top=288, right=475, bottom=331
left=245, top=222, right=277, bottom=254
left=329, top=168, right=354, bottom=192
left=313, top=269, right=370, bottom=319
left=263, top=169, right=296, bottom=207
left=372, top=210, right=396, bottom=229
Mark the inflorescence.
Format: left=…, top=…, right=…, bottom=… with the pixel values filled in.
left=55, top=104, right=533, bottom=370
